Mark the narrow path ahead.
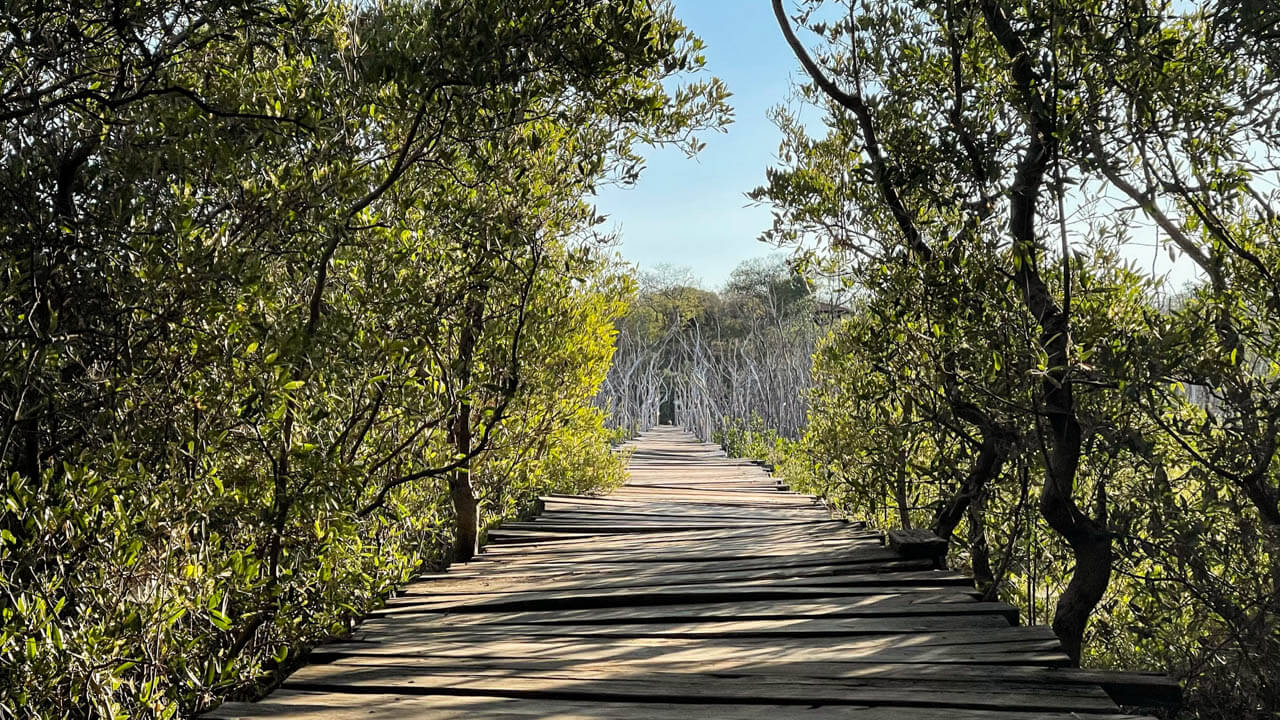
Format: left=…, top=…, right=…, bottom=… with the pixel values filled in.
left=212, top=427, right=1168, bottom=719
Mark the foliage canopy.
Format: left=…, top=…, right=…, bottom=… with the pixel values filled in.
left=0, top=0, right=728, bottom=715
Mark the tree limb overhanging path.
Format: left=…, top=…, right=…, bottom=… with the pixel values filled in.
left=211, top=427, right=1176, bottom=719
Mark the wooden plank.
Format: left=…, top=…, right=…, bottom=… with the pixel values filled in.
left=351, top=615, right=1016, bottom=642
left=537, top=497, right=832, bottom=518
left=888, top=528, right=949, bottom=560
left=472, top=541, right=899, bottom=564
left=403, top=558, right=942, bottom=590
left=483, top=527, right=886, bottom=551
left=398, top=567, right=966, bottom=595
left=278, top=665, right=1119, bottom=713
left=290, top=656, right=1179, bottom=708
left=371, top=596, right=1020, bottom=624
left=484, top=522, right=875, bottom=546
left=312, top=631, right=1072, bottom=667
left=505, top=518, right=838, bottom=531
left=473, top=538, right=887, bottom=560
left=210, top=691, right=1157, bottom=720
left=379, top=583, right=980, bottom=614
left=302, top=654, right=1159, bottom=692
left=452, top=552, right=935, bottom=578
left=1080, top=671, right=1183, bottom=708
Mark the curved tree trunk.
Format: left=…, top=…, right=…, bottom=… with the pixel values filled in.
left=932, top=412, right=1009, bottom=542
left=977, top=0, right=1113, bottom=666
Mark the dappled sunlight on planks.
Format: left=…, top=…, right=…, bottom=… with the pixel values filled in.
left=209, top=427, right=1167, bottom=719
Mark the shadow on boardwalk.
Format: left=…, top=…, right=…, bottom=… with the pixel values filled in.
left=210, top=426, right=1174, bottom=719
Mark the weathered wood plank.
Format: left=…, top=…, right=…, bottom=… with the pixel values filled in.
left=312, top=633, right=1073, bottom=666
left=379, top=583, right=980, bottom=614
left=888, top=528, right=949, bottom=561
left=472, top=541, right=897, bottom=564
left=209, top=690, right=1158, bottom=720
left=397, top=567, right=967, bottom=596
left=451, top=552, right=934, bottom=578
left=403, top=558, right=941, bottom=590
left=278, top=665, right=1119, bottom=712
left=351, top=612, right=1015, bottom=637
left=300, top=654, right=1163, bottom=694
left=370, top=596, right=1019, bottom=625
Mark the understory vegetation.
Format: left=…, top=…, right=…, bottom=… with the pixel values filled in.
left=0, top=0, right=727, bottom=716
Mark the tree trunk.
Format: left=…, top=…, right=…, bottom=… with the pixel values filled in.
left=968, top=489, right=995, bottom=596
left=449, top=284, right=488, bottom=563
left=932, top=407, right=1008, bottom=542
left=450, top=468, right=480, bottom=562
left=1050, top=523, right=1111, bottom=662
left=893, top=459, right=912, bottom=529
left=977, top=0, right=1114, bottom=666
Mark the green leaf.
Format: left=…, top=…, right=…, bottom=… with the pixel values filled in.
left=209, top=609, right=233, bottom=632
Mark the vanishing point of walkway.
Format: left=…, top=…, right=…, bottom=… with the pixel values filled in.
left=212, top=427, right=1173, bottom=719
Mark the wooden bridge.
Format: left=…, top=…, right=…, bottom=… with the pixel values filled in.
left=212, top=427, right=1175, bottom=719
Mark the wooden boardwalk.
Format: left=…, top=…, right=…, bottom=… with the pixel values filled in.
left=211, top=427, right=1170, bottom=719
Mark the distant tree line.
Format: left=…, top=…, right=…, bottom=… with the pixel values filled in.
left=597, top=259, right=819, bottom=442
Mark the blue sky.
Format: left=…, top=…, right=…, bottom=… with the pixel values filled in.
left=593, top=0, right=798, bottom=289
